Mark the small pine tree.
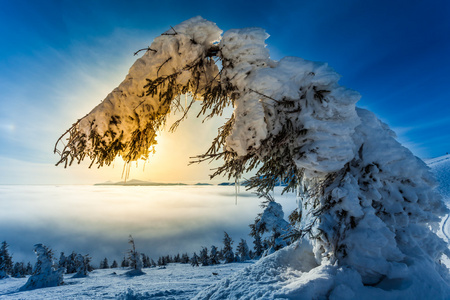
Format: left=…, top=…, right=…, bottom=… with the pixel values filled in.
left=58, top=252, right=67, bottom=271
left=25, top=262, right=33, bottom=275
left=181, top=253, right=190, bottom=264
left=222, top=232, right=235, bottom=264
left=72, top=254, right=90, bottom=278
left=190, top=252, right=199, bottom=267
left=174, top=253, right=181, bottom=263
left=0, top=241, right=13, bottom=278
left=252, top=234, right=263, bottom=259
left=121, top=257, right=129, bottom=268
left=66, top=252, right=77, bottom=274
left=236, top=239, right=251, bottom=262
left=111, top=260, right=118, bottom=269
left=100, top=258, right=109, bottom=269
left=125, top=235, right=144, bottom=276
left=12, top=262, right=25, bottom=278
left=150, top=258, right=156, bottom=267
left=141, top=254, right=151, bottom=268
left=127, top=235, right=142, bottom=270
left=199, top=247, right=209, bottom=266
left=209, top=246, right=220, bottom=265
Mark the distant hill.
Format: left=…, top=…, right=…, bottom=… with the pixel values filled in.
left=427, top=154, right=450, bottom=200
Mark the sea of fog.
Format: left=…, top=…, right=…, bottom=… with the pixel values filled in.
left=0, top=185, right=297, bottom=266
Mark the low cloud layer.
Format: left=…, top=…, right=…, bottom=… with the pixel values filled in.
left=0, top=185, right=296, bottom=266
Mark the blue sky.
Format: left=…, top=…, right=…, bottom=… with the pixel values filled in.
left=0, top=0, right=449, bottom=184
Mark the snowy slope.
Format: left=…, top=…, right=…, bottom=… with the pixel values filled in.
left=0, top=263, right=250, bottom=299
left=427, top=154, right=450, bottom=201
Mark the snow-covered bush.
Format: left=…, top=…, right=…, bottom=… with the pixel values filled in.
left=56, top=16, right=450, bottom=297
left=20, top=244, right=64, bottom=290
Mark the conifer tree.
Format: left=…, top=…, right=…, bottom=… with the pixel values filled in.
left=25, top=262, right=33, bottom=275
left=190, top=252, right=199, bottom=267
left=0, top=241, right=13, bottom=278
left=236, top=239, right=251, bottom=262
left=181, top=253, right=190, bottom=264
left=66, top=252, right=77, bottom=274
left=209, top=246, right=220, bottom=265
left=141, top=254, right=151, bottom=268
left=12, top=262, right=25, bottom=278
left=127, top=235, right=142, bottom=270
left=121, top=257, right=129, bottom=268
left=111, top=260, right=118, bottom=269
left=72, top=254, right=90, bottom=278
left=199, top=247, right=209, bottom=266
left=150, top=258, right=156, bottom=267
left=100, top=258, right=109, bottom=269
left=222, top=232, right=235, bottom=263
left=58, top=252, right=67, bottom=271
left=252, top=234, right=263, bottom=259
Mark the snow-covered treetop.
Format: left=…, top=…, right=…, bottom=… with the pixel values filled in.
left=54, top=16, right=359, bottom=184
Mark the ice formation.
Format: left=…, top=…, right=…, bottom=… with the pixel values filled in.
left=56, top=17, right=449, bottom=298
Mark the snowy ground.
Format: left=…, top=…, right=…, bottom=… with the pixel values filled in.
left=1, top=156, right=449, bottom=299
left=428, top=154, right=450, bottom=267
left=0, top=263, right=252, bottom=299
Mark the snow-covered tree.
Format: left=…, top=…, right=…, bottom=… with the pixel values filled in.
left=180, top=253, right=190, bottom=264
left=58, top=252, right=67, bottom=271
left=0, top=241, right=13, bottom=278
left=250, top=197, right=292, bottom=256
left=252, top=234, right=263, bottom=259
left=199, top=247, right=209, bottom=266
left=127, top=235, right=142, bottom=270
left=55, top=17, right=450, bottom=297
left=236, top=239, right=251, bottom=262
left=72, top=254, right=90, bottom=278
left=65, top=252, right=77, bottom=274
left=20, top=244, right=64, bottom=290
left=209, top=246, right=220, bottom=265
left=190, top=252, right=199, bottom=267
left=12, top=262, right=25, bottom=278
left=25, top=262, right=33, bottom=275
left=222, top=232, right=234, bottom=264
left=125, top=235, right=144, bottom=276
